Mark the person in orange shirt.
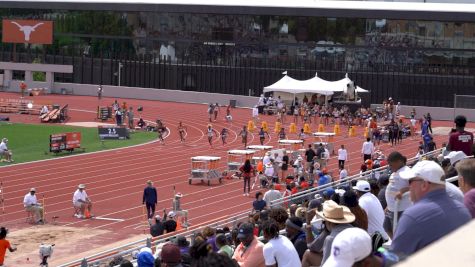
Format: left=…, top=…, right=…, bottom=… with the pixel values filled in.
left=232, top=223, right=265, bottom=267
left=0, top=227, right=16, bottom=266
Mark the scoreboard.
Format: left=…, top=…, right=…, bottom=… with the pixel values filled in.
left=98, top=125, right=129, bottom=140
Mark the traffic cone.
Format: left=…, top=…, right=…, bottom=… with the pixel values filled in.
left=318, top=123, right=324, bottom=132
left=262, top=121, right=268, bottom=132
left=84, top=208, right=91, bottom=219
left=247, top=120, right=255, bottom=132
left=334, top=124, right=340, bottom=135
left=274, top=121, right=282, bottom=133
left=349, top=126, right=356, bottom=137
left=289, top=123, right=297, bottom=134
left=304, top=123, right=312, bottom=134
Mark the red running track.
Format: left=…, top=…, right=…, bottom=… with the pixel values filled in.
left=0, top=92, right=469, bottom=264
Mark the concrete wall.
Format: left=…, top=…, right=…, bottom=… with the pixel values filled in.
left=4, top=81, right=259, bottom=108
left=371, top=104, right=475, bottom=122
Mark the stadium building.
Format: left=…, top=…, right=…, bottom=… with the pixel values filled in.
left=0, top=0, right=475, bottom=107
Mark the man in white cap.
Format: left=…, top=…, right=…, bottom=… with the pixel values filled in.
left=72, top=184, right=93, bottom=218
left=172, top=193, right=189, bottom=228
left=23, top=188, right=44, bottom=224
left=322, top=227, right=401, bottom=267
left=391, top=160, right=471, bottom=255
left=353, top=180, right=389, bottom=241
left=0, top=138, right=13, bottom=163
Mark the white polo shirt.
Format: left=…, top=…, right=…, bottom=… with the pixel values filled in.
left=361, top=141, right=374, bottom=155
left=0, top=141, right=8, bottom=152
left=23, top=193, right=38, bottom=207
left=338, top=148, right=347, bottom=161
left=73, top=189, right=88, bottom=205
left=359, top=192, right=389, bottom=240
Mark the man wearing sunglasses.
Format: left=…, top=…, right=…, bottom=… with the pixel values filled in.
left=391, top=160, right=471, bottom=256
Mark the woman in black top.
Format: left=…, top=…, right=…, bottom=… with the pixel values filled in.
left=281, top=151, right=289, bottom=182
left=239, top=159, right=254, bottom=196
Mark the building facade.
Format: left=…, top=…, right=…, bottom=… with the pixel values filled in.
left=0, top=0, right=474, bottom=107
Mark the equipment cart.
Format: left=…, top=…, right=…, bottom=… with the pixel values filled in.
left=278, top=139, right=304, bottom=160
left=247, top=145, right=273, bottom=165
left=190, top=156, right=222, bottom=186
left=227, top=149, right=256, bottom=172
left=313, top=132, right=335, bottom=155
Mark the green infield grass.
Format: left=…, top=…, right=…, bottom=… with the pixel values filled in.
left=0, top=123, right=156, bottom=165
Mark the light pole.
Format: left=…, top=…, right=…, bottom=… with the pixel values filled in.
left=118, top=62, right=123, bottom=87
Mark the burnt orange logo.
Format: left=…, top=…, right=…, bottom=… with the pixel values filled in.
left=2, top=19, right=53, bottom=44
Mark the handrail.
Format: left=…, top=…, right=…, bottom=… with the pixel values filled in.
left=58, top=148, right=443, bottom=266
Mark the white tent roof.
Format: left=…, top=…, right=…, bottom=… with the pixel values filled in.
left=356, top=86, right=369, bottom=93
left=263, top=73, right=352, bottom=96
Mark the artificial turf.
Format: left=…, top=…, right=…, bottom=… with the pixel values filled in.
left=0, top=123, right=156, bottom=165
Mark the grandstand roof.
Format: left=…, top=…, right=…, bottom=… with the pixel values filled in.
left=1, top=0, right=475, bottom=21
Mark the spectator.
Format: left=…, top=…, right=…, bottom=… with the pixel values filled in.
left=263, top=184, right=282, bottom=208
left=285, top=216, right=307, bottom=260
left=232, top=222, right=265, bottom=267
left=119, top=260, right=134, bottom=267
left=455, top=158, right=475, bottom=217
left=23, top=188, right=44, bottom=224
left=150, top=215, right=164, bottom=237
left=339, top=166, right=348, bottom=183
left=353, top=181, right=389, bottom=241
left=448, top=115, right=474, bottom=156
left=341, top=190, right=368, bottom=231
left=268, top=207, right=289, bottom=230
left=203, top=227, right=218, bottom=252
left=163, top=211, right=178, bottom=234
left=143, top=180, right=158, bottom=221
left=0, top=227, right=16, bottom=266
left=318, top=169, right=332, bottom=187
left=160, top=243, right=182, bottom=267
left=174, top=236, right=192, bottom=266
left=377, top=176, right=390, bottom=209
left=193, top=252, right=239, bottom=267
left=302, top=200, right=355, bottom=267
left=361, top=137, right=374, bottom=162
left=392, top=160, right=471, bottom=255
left=337, top=144, right=348, bottom=169
left=322, top=227, right=401, bottom=267
left=384, top=152, right=411, bottom=238
left=0, top=138, right=13, bottom=162
left=137, top=247, right=155, bottom=267
left=216, top=234, right=233, bottom=258
left=72, top=184, right=93, bottom=218
left=262, top=219, right=301, bottom=267
left=252, top=192, right=267, bottom=213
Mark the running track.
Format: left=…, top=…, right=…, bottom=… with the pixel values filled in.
left=0, top=92, right=468, bottom=264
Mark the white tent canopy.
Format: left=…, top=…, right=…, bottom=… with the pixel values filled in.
left=356, top=86, right=369, bottom=93
left=263, top=72, right=354, bottom=96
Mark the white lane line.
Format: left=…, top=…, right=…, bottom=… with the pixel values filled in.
left=93, top=217, right=125, bottom=222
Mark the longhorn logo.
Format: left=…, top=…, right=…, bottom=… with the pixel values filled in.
left=10, top=21, right=44, bottom=41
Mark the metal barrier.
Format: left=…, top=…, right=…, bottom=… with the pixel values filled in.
left=58, top=148, right=443, bottom=267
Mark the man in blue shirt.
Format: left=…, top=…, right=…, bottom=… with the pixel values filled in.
left=142, top=180, right=158, bottom=222
left=391, top=160, right=471, bottom=256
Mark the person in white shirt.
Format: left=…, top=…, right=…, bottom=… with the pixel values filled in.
left=337, top=144, right=348, bottom=169
left=73, top=184, right=93, bottom=218
left=339, top=166, right=348, bottom=183
left=361, top=137, right=374, bottom=162
left=262, top=219, right=301, bottom=267
left=0, top=138, right=13, bottom=162
left=384, top=152, right=411, bottom=238
left=264, top=184, right=283, bottom=208
left=252, top=105, right=259, bottom=122
left=262, top=151, right=272, bottom=166
left=23, top=188, right=44, bottom=224
left=353, top=180, right=389, bottom=241
left=410, top=116, right=417, bottom=140
left=40, top=105, right=49, bottom=116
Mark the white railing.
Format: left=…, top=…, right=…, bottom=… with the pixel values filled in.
left=58, top=148, right=443, bottom=267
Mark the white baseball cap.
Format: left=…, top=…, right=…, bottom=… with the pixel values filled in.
left=444, top=151, right=467, bottom=166
left=399, top=160, right=445, bottom=185
left=353, top=180, right=370, bottom=192
left=168, top=211, right=176, bottom=218
left=322, top=228, right=372, bottom=267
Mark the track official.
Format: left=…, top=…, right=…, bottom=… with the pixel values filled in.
left=142, top=180, right=158, bottom=220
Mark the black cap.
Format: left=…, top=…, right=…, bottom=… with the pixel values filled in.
left=237, top=223, right=254, bottom=239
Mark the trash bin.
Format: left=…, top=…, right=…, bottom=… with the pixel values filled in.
left=229, top=99, right=237, bottom=108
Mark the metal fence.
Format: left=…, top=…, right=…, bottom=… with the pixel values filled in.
left=57, top=148, right=443, bottom=267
